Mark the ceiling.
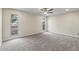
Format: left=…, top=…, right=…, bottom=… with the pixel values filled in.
left=14, top=8, right=79, bottom=16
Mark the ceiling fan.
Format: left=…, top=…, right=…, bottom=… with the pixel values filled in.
left=40, top=8, right=54, bottom=16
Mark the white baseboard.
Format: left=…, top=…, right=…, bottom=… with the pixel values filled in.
left=3, top=31, right=43, bottom=42
left=48, top=31, right=79, bottom=39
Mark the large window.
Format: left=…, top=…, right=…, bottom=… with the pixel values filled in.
left=11, top=14, right=18, bottom=35
left=42, top=16, right=46, bottom=31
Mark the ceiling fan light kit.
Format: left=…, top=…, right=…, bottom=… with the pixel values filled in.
left=39, top=8, right=54, bottom=16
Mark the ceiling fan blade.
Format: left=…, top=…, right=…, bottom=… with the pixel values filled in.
left=48, top=9, right=54, bottom=11
left=43, top=8, right=48, bottom=11
left=40, top=9, right=44, bottom=11
left=40, top=8, right=48, bottom=12
left=48, top=11, right=53, bottom=13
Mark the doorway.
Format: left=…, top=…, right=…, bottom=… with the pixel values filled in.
left=42, top=16, right=48, bottom=32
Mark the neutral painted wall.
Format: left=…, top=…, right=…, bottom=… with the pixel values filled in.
left=2, top=8, right=43, bottom=41
left=0, top=8, right=2, bottom=46
left=48, top=11, right=79, bottom=38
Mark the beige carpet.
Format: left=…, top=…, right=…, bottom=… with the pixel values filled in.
left=0, top=32, right=79, bottom=51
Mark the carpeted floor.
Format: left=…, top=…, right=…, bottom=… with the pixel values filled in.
left=0, top=32, right=79, bottom=51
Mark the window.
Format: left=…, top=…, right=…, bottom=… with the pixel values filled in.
left=11, top=14, right=18, bottom=35
left=42, top=21, right=45, bottom=30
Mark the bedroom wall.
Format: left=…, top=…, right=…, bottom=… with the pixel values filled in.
left=0, top=8, right=2, bottom=46
left=48, top=11, right=79, bottom=38
left=2, top=8, right=43, bottom=41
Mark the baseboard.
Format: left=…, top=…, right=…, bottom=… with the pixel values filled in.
left=48, top=32, right=79, bottom=39
left=3, top=32, right=43, bottom=42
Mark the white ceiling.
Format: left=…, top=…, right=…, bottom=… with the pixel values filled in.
left=14, top=8, right=79, bottom=16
